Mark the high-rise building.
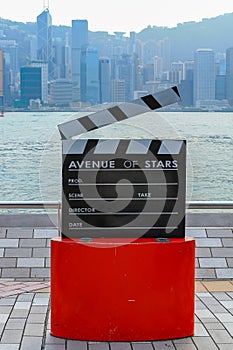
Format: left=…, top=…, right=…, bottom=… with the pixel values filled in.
left=117, top=54, right=134, bottom=101
left=169, top=61, right=184, bottom=85
left=215, top=75, right=226, bottom=100
left=20, top=66, right=42, bottom=106
left=31, top=61, right=48, bottom=104
left=226, top=47, right=233, bottom=106
left=80, top=47, right=99, bottom=104
left=49, top=79, right=72, bottom=106
left=193, top=49, right=215, bottom=106
left=157, top=37, right=171, bottom=72
left=111, top=79, right=125, bottom=102
left=179, top=60, right=194, bottom=106
left=37, top=8, right=53, bottom=79
left=0, top=49, right=3, bottom=107
left=71, top=19, right=88, bottom=102
left=99, top=57, right=110, bottom=103
left=154, top=56, right=163, bottom=80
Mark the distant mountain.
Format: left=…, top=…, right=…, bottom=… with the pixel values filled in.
left=137, top=13, right=233, bottom=61
left=1, top=12, right=233, bottom=63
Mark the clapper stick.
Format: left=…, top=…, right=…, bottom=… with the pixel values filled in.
left=58, top=86, right=180, bottom=139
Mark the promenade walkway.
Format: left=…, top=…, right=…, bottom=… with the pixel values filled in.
left=1, top=281, right=233, bottom=349
left=1, top=221, right=233, bottom=349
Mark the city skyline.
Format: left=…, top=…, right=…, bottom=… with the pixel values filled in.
left=1, top=0, right=233, bottom=34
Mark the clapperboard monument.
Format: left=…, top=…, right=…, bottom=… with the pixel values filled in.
left=51, top=87, right=195, bottom=341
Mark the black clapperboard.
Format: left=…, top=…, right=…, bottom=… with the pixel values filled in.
left=58, top=87, right=186, bottom=238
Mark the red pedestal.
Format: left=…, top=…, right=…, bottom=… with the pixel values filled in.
left=51, top=237, right=195, bottom=341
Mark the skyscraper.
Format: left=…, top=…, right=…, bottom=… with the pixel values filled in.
left=31, top=61, right=48, bottom=104
left=226, top=47, right=233, bottom=106
left=80, top=47, right=99, bottom=104
left=157, top=37, right=171, bottom=72
left=20, top=66, right=42, bottom=106
left=37, top=8, right=53, bottom=79
left=193, top=49, right=215, bottom=106
left=71, top=19, right=88, bottom=102
left=99, top=57, right=110, bottom=103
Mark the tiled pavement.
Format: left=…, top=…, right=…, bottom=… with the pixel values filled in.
left=1, top=282, right=233, bottom=349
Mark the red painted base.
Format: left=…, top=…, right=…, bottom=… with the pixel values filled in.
left=50, top=237, right=195, bottom=341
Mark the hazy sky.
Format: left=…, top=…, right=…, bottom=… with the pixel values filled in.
left=1, top=0, right=233, bottom=34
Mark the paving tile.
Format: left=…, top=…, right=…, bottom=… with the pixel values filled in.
left=194, top=323, right=209, bottom=336
left=30, top=305, right=48, bottom=314
left=195, top=282, right=207, bottom=292
left=4, top=248, right=32, bottom=258
left=195, top=309, right=215, bottom=319
left=204, top=323, right=225, bottom=330
left=27, top=313, right=46, bottom=323
left=19, top=238, right=46, bottom=247
left=132, top=343, right=154, bottom=350
left=45, top=332, right=66, bottom=344
left=192, top=336, right=219, bottom=350
left=10, top=308, right=29, bottom=318
left=24, top=323, right=44, bottom=336
left=195, top=248, right=211, bottom=257
left=20, top=336, right=43, bottom=350
left=0, top=314, right=9, bottom=323
left=44, top=345, right=65, bottom=350
left=195, top=268, right=216, bottom=279
left=195, top=238, right=223, bottom=247
left=203, top=281, right=233, bottom=292
left=206, top=229, right=233, bottom=238
left=0, top=345, right=19, bottom=350
left=67, top=340, right=88, bottom=350
left=0, top=329, right=23, bottom=343
left=5, top=319, right=26, bottom=330
left=88, top=343, right=109, bottom=350
left=218, top=345, right=233, bottom=350
left=220, top=300, right=233, bottom=309
left=208, top=329, right=233, bottom=343
left=1, top=268, right=30, bottom=278
left=222, top=239, right=233, bottom=247
left=216, top=313, right=233, bottom=323
left=33, top=247, right=50, bottom=257
left=199, top=258, right=227, bottom=268
left=17, top=258, right=44, bottom=267
left=226, top=258, right=233, bottom=267
left=186, top=229, right=207, bottom=237
left=172, top=344, right=196, bottom=350
left=30, top=267, right=50, bottom=278
left=0, top=239, right=19, bottom=248
left=173, top=338, right=193, bottom=344
left=212, top=248, right=233, bottom=257
left=216, top=269, right=233, bottom=279
left=212, top=292, right=232, bottom=301
left=0, top=258, right=17, bottom=268
left=34, top=228, right=58, bottom=238
left=6, top=228, right=33, bottom=238
left=109, top=343, right=132, bottom=350
left=14, top=301, right=31, bottom=310
left=0, top=305, right=13, bottom=313
left=224, top=323, right=233, bottom=336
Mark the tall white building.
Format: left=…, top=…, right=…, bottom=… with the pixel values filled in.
left=194, top=49, right=215, bottom=106
left=31, top=61, right=48, bottom=104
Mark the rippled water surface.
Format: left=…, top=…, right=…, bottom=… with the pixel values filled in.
left=0, top=111, right=233, bottom=202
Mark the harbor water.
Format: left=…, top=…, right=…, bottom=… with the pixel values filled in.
left=0, top=111, right=233, bottom=204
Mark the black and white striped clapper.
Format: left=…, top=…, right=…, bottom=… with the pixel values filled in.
left=59, top=86, right=185, bottom=238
